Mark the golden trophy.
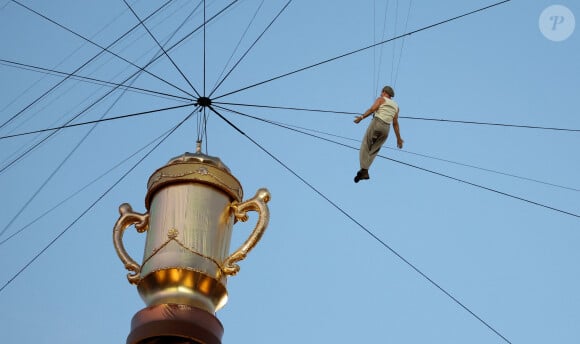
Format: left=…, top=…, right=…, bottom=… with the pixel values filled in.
left=113, top=151, right=270, bottom=344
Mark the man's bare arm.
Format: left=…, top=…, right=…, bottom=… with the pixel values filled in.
left=392, top=109, right=404, bottom=149
left=354, top=97, right=384, bottom=123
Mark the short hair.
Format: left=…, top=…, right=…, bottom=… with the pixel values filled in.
left=382, top=86, right=395, bottom=97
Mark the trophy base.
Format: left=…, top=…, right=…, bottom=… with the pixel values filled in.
left=137, top=268, right=228, bottom=313
left=127, top=303, right=223, bottom=344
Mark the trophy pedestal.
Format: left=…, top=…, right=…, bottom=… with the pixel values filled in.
left=127, top=304, right=223, bottom=344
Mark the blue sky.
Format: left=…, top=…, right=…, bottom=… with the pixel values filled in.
left=0, top=1, right=579, bottom=343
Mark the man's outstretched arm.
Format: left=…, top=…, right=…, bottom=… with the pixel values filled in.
left=354, top=97, right=384, bottom=124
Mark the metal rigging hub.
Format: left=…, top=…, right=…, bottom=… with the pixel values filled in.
left=197, top=96, right=212, bottom=108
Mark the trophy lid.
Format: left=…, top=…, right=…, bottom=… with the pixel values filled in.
left=145, top=151, right=243, bottom=208
left=167, top=152, right=231, bottom=173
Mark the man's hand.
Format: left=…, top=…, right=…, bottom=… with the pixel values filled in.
left=397, top=138, right=404, bottom=149
left=354, top=115, right=363, bottom=124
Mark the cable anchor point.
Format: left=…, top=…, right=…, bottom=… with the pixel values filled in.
left=196, top=96, right=212, bottom=108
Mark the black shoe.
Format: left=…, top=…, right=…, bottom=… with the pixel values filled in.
left=354, top=170, right=362, bottom=183
left=354, top=169, right=369, bottom=183
left=360, top=169, right=370, bottom=180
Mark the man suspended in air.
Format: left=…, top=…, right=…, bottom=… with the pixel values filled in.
left=353, top=85, right=404, bottom=183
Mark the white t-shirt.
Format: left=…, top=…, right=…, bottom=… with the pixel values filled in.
left=374, top=97, right=398, bottom=124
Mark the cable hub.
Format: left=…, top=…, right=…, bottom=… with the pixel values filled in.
left=197, top=97, right=212, bottom=108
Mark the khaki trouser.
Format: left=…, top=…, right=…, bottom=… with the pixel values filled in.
left=359, top=117, right=390, bottom=170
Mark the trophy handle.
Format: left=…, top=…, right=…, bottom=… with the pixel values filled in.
left=113, top=203, right=149, bottom=285
left=222, top=188, right=271, bottom=276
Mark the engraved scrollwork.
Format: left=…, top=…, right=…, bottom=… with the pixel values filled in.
left=140, top=227, right=224, bottom=278
left=152, top=167, right=242, bottom=200
left=196, top=167, right=209, bottom=175
left=167, top=228, right=179, bottom=239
